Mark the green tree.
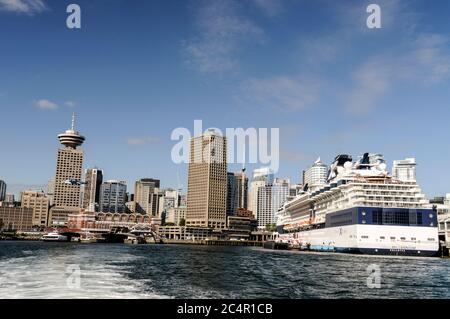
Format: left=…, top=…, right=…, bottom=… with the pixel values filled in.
left=265, top=223, right=277, bottom=232
left=179, top=218, right=186, bottom=226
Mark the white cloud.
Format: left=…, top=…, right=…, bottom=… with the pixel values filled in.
left=346, top=33, right=450, bottom=115
left=240, top=76, right=320, bottom=111
left=400, top=34, right=450, bottom=84
left=65, top=101, right=76, bottom=108
left=345, top=58, right=391, bottom=115
left=183, top=0, right=264, bottom=73
left=0, top=0, right=47, bottom=14
left=126, top=137, right=161, bottom=146
left=35, top=99, right=58, bottom=110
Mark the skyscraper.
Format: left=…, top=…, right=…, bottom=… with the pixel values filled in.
left=135, top=178, right=160, bottom=216
left=226, top=171, right=248, bottom=216
left=46, top=178, right=55, bottom=206
left=227, top=172, right=238, bottom=215
left=249, top=167, right=274, bottom=215
left=99, top=180, right=127, bottom=213
left=392, top=158, right=417, bottom=182
left=161, top=189, right=180, bottom=211
left=256, top=179, right=289, bottom=229
left=49, top=113, right=85, bottom=226
left=0, top=180, right=6, bottom=202
left=304, top=157, right=328, bottom=192
left=186, top=129, right=227, bottom=229
left=83, top=168, right=103, bottom=211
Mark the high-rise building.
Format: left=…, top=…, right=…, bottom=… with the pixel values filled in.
left=248, top=167, right=274, bottom=215
left=226, top=171, right=249, bottom=216
left=256, top=179, right=289, bottom=229
left=49, top=113, right=85, bottom=226
left=21, top=190, right=49, bottom=227
left=0, top=180, right=6, bottom=202
left=46, top=178, right=55, bottom=206
left=227, top=172, right=238, bottom=215
left=161, top=189, right=180, bottom=211
left=165, top=206, right=186, bottom=226
left=304, top=157, right=328, bottom=192
left=99, top=180, right=127, bottom=213
left=392, top=158, right=416, bottom=182
left=186, top=129, right=227, bottom=229
left=135, top=178, right=160, bottom=216
left=83, top=168, right=103, bottom=211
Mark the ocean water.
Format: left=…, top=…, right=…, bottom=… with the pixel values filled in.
left=0, top=241, right=448, bottom=299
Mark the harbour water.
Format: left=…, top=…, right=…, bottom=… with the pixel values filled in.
left=0, top=241, right=449, bottom=299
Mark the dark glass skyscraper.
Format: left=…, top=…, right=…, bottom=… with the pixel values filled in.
left=83, top=168, right=103, bottom=212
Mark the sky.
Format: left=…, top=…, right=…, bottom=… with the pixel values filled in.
left=0, top=0, right=450, bottom=197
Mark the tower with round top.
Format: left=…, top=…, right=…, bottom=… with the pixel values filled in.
left=57, top=113, right=85, bottom=149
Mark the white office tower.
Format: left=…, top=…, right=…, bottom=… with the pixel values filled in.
left=248, top=167, right=274, bottom=214
left=256, top=179, right=289, bottom=229
left=392, top=158, right=416, bottom=182
left=304, top=157, right=328, bottom=192
left=159, top=189, right=180, bottom=217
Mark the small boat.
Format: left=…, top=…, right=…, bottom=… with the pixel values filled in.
left=263, top=241, right=289, bottom=250
left=41, top=232, right=68, bottom=242
left=79, top=237, right=97, bottom=243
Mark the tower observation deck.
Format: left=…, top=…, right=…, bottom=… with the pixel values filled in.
left=58, top=113, right=85, bottom=149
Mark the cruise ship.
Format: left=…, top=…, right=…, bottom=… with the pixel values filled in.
left=276, top=153, right=439, bottom=256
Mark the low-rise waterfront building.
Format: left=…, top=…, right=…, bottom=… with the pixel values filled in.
left=158, top=226, right=214, bottom=241
left=67, top=211, right=152, bottom=231
left=0, top=206, right=33, bottom=231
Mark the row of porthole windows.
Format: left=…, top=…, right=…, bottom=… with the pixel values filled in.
left=360, top=235, right=435, bottom=242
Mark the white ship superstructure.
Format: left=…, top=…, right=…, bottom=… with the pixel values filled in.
left=276, top=153, right=439, bottom=256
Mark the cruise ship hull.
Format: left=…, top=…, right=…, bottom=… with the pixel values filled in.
left=278, top=224, right=439, bottom=257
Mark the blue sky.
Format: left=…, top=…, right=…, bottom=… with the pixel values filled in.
left=0, top=0, right=450, bottom=197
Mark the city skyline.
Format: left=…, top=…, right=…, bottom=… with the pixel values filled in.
left=1, top=112, right=447, bottom=200
left=1, top=0, right=450, bottom=197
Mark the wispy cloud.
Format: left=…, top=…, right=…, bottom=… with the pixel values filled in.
left=345, top=57, right=391, bottom=115
left=400, top=34, right=450, bottom=84
left=34, top=99, right=58, bottom=110
left=126, top=137, right=161, bottom=146
left=65, top=101, right=76, bottom=108
left=0, top=0, right=47, bottom=14
left=346, top=33, right=450, bottom=115
left=240, top=76, right=320, bottom=111
left=183, top=0, right=264, bottom=74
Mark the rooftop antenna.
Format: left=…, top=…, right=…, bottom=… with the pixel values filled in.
left=176, top=167, right=183, bottom=194
left=71, top=112, right=76, bottom=131
left=242, top=143, right=246, bottom=173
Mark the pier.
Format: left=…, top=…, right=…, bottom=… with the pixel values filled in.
left=164, top=239, right=263, bottom=247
